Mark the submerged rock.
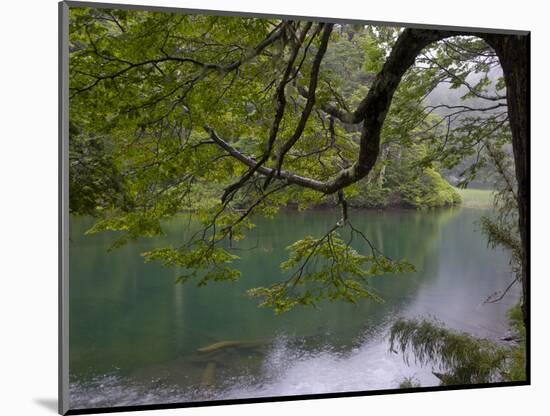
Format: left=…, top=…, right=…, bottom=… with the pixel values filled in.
left=197, top=339, right=269, bottom=354
left=200, top=362, right=217, bottom=388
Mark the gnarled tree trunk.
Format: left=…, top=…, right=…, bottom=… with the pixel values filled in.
left=485, top=34, right=530, bottom=326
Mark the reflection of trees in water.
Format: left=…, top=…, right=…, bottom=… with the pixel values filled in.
left=159, top=208, right=461, bottom=381
left=69, top=216, right=186, bottom=377
left=70, top=206, right=499, bottom=397
left=365, top=207, right=460, bottom=299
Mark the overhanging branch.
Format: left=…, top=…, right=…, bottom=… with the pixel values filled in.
left=204, top=125, right=328, bottom=191
left=275, top=23, right=334, bottom=175
left=207, top=29, right=504, bottom=197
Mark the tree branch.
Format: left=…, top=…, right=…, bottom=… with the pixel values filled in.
left=204, top=125, right=327, bottom=191
left=221, top=21, right=313, bottom=202
left=207, top=29, right=482, bottom=195
left=71, top=21, right=289, bottom=97
left=275, top=23, right=334, bottom=176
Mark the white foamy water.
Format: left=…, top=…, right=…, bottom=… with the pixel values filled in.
left=70, top=329, right=439, bottom=409
left=220, top=332, right=438, bottom=400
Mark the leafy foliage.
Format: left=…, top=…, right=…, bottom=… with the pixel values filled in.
left=142, top=243, right=241, bottom=287
left=389, top=318, right=508, bottom=385
left=67, top=7, right=513, bottom=312
left=398, top=376, right=421, bottom=389
left=505, top=304, right=526, bottom=381
left=389, top=313, right=526, bottom=385
left=479, top=141, right=522, bottom=304
left=69, top=121, right=129, bottom=215
left=248, top=227, right=414, bottom=314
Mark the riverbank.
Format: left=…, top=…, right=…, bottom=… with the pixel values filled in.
left=278, top=187, right=494, bottom=213
left=454, top=187, right=494, bottom=209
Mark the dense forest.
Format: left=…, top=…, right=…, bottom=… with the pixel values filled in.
left=67, top=7, right=528, bottom=407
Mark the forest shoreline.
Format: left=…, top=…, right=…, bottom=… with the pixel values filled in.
left=265, top=186, right=494, bottom=213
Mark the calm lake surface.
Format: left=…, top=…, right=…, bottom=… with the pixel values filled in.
left=69, top=206, right=518, bottom=409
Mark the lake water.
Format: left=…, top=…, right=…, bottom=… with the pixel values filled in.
left=68, top=206, right=519, bottom=409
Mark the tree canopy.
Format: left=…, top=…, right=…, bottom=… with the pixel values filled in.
left=68, top=7, right=526, bottom=314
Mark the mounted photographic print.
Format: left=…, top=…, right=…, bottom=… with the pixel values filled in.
left=59, top=1, right=530, bottom=414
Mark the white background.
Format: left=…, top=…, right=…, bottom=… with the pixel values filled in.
left=1, top=0, right=548, bottom=415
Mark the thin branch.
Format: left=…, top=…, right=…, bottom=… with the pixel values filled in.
left=220, top=21, right=313, bottom=202
left=275, top=24, right=334, bottom=176
left=71, top=21, right=289, bottom=97
left=483, top=278, right=519, bottom=304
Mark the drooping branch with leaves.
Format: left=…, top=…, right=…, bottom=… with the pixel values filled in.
left=389, top=316, right=524, bottom=385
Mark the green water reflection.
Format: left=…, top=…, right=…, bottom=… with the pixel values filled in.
left=69, top=206, right=517, bottom=406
